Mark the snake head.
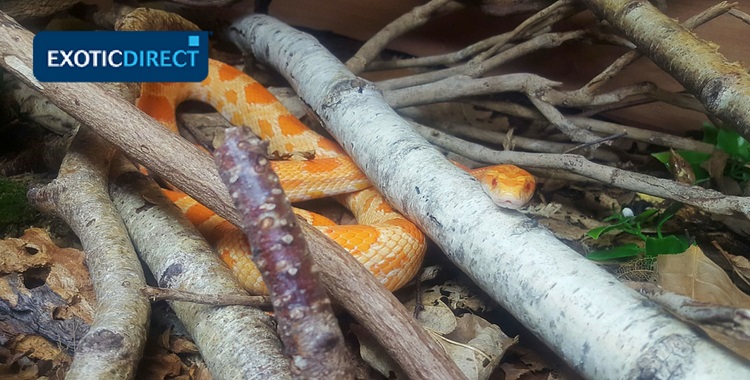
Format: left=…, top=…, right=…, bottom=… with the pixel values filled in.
left=474, top=165, right=536, bottom=209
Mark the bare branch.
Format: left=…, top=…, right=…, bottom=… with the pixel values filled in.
left=141, top=286, right=271, bottom=308
left=27, top=124, right=150, bottom=379
left=215, top=127, right=352, bottom=378
left=581, top=0, right=750, bottom=143
left=346, top=0, right=464, bottom=74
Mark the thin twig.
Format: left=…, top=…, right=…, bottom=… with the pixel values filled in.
left=141, top=286, right=271, bottom=308
left=729, top=8, right=750, bottom=25
left=345, top=0, right=464, bottom=74
left=469, top=100, right=717, bottom=153
left=366, top=0, right=581, bottom=72
left=377, top=30, right=588, bottom=91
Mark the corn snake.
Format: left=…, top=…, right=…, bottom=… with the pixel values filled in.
left=137, top=59, right=535, bottom=294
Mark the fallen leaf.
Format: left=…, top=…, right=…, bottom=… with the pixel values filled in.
left=657, top=245, right=750, bottom=308
left=357, top=283, right=512, bottom=380
left=657, top=245, right=750, bottom=358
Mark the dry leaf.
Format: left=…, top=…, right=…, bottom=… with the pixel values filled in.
left=440, top=314, right=516, bottom=380
left=169, top=336, right=199, bottom=355
left=10, top=335, right=66, bottom=362
left=668, top=148, right=696, bottom=185
left=500, top=363, right=532, bottom=380
left=657, top=245, right=750, bottom=358
left=657, top=245, right=750, bottom=308
left=420, top=282, right=489, bottom=314
left=137, top=353, right=183, bottom=380
left=357, top=284, right=512, bottom=380
left=716, top=247, right=750, bottom=286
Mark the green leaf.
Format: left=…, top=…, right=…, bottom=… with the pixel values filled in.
left=655, top=203, right=683, bottom=236
left=703, top=123, right=719, bottom=145
left=586, top=243, right=644, bottom=261
left=644, top=235, right=691, bottom=257
left=652, top=151, right=671, bottom=164
left=586, top=218, right=633, bottom=239
left=717, top=128, right=750, bottom=162
left=672, top=150, right=712, bottom=166
left=633, top=208, right=659, bottom=223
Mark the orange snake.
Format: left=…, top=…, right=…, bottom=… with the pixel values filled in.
left=137, top=59, right=536, bottom=294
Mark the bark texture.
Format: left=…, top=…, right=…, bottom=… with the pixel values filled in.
left=215, top=127, right=352, bottom=379
left=27, top=125, right=150, bottom=380
left=581, top=0, right=750, bottom=142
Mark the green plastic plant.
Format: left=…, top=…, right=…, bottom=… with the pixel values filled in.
left=652, top=123, right=750, bottom=184
left=585, top=203, right=691, bottom=261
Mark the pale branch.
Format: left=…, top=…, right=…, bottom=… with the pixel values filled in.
left=410, top=121, right=750, bottom=219
left=568, top=116, right=715, bottom=154
left=579, top=1, right=735, bottom=94
left=2, top=73, right=80, bottom=135
left=729, top=8, right=750, bottom=25
left=385, top=73, right=601, bottom=143
left=109, top=157, right=292, bottom=379
left=228, top=14, right=750, bottom=378
left=581, top=0, right=750, bottom=144
left=141, top=286, right=271, bottom=308
left=27, top=122, right=150, bottom=380
left=345, top=0, right=464, bottom=74
left=377, top=30, right=587, bottom=91
left=398, top=107, right=621, bottom=162
left=384, top=73, right=562, bottom=108
left=471, top=100, right=716, bottom=153
left=215, top=127, right=353, bottom=379
left=528, top=94, right=600, bottom=144
left=366, top=0, right=581, bottom=72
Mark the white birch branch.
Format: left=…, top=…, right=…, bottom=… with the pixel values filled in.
left=226, top=14, right=750, bottom=379
left=27, top=125, right=150, bottom=379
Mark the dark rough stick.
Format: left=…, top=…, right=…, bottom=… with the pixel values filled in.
left=214, top=127, right=353, bottom=379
